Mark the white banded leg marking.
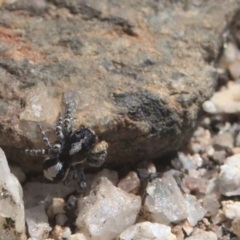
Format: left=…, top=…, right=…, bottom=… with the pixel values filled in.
left=39, top=124, right=52, bottom=149
left=64, top=102, right=73, bottom=133
left=44, top=161, right=63, bottom=181
left=25, top=149, right=46, bottom=155
left=56, top=113, right=65, bottom=140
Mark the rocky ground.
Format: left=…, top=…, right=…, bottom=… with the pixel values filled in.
left=2, top=37, right=240, bottom=239
left=1, top=1, right=240, bottom=240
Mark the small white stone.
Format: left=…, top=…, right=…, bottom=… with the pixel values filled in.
left=202, top=100, right=217, bottom=114
left=76, top=177, right=141, bottom=240
left=52, top=198, right=65, bottom=215
left=68, top=233, right=87, bottom=240
left=62, top=227, right=71, bottom=239
left=117, top=221, right=176, bottom=240
left=184, top=194, right=207, bottom=226
left=218, top=153, right=240, bottom=196
left=185, top=231, right=217, bottom=240
left=211, top=82, right=240, bottom=114
left=143, top=172, right=188, bottom=225
left=117, top=171, right=140, bottom=193
left=25, top=204, right=51, bottom=240
left=56, top=213, right=68, bottom=226
left=222, top=200, right=240, bottom=219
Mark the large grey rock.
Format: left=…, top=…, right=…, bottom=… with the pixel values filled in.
left=0, top=0, right=239, bottom=172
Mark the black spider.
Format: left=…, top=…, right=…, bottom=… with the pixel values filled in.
left=25, top=102, right=108, bottom=190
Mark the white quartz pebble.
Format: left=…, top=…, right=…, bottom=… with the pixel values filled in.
left=76, top=177, right=141, bottom=240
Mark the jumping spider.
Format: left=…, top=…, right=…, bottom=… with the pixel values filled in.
left=25, top=102, right=108, bottom=190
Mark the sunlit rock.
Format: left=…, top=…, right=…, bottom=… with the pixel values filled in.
left=76, top=177, right=141, bottom=240
left=143, top=172, right=188, bottom=225
left=117, top=221, right=176, bottom=240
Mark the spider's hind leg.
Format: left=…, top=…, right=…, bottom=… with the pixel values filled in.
left=39, top=124, right=52, bottom=149
left=64, top=102, right=74, bottom=134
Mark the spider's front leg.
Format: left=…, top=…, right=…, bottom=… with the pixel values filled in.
left=55, top=113, right=65, bottom=140
left=64, top=102, right=74, bottom=134
left=25, top=124, right=52, bottom=155
left=87, top=141, right=108, bottom=167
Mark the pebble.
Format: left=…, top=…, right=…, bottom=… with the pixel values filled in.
left=184, top=194, right=207, bottom=226
left=210, top=82, right=240, bottom=114
left=76, top=177, right=141, bottom=240
left=222, top=200, right=240, bottom=219
left=211, top=150, right=226, bottom=164
left=68, top=233, right=87, bottom=240
left=143, top=172, right=188, bottom=225
left=202, top=100, right=217, bottom=114
left=212, top=132, right=234, bottom=150
left=117, top=221, right=176, bottom=240
left=203, top=194, right=220, bottom=216
left=25, top=204, right=51, bottom=240
left=52, top=198, right=65, bottom=215
left=218, top=153, right=240, bottom=196
left=185, top=231, right=217, bottom=240
left=117, top=171, right=140, bottom=194
left=182, top=176, right=208, bottom=193
left=50, top=227, right=71, bottom=239
left=178, top=152, right=202, bottom=170
left=231, top=217, right=240, bottom=239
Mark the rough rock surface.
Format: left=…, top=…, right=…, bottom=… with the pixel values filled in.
left=0, top=0, right=239, bottom=172
left=0, top=148, right=26, bottom=240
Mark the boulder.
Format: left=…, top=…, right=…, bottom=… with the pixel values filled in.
left=0, top=0, right=239, bottom=172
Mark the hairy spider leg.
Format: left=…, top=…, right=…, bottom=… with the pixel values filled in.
left=74, top=163, right=87, bottom=190
left=55, top=113, right=65, bottom=140
left=64, top=102, right=73, bottom=134
left=39, top=124, right=52, bottom=149
left=25, top=124, right=53, bottom=155
left=25, top=148, right=49, bottom=156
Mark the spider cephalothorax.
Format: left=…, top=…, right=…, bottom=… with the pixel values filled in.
left=25, top=102, right=108, bottom=190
